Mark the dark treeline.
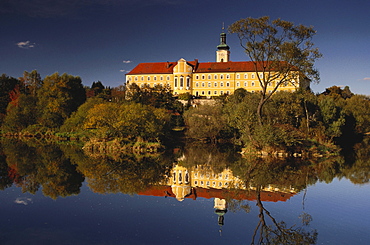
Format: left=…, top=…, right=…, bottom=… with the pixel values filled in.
left=0, top=71, right=184, bottom=146
left=184, top=86, right=370, bottom=155
left=1, top=70, right=370, bottom=155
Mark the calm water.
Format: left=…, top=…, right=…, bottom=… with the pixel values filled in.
left=0, top=138, right=369, bottom=244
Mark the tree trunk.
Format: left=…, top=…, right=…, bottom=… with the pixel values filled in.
left=257, top=96, right=266, bottom=126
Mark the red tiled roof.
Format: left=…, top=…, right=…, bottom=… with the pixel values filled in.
left=126, top=62, right=176, bottom=75
left=126, top=60, right=292, bottom=75
left=138, top=185, right=295, bottom=202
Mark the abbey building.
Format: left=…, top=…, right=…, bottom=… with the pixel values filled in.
left=126, top=31, right=307, bottom=97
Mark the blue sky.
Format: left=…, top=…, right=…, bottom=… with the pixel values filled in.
left=1, top=0, right=369, bottom=94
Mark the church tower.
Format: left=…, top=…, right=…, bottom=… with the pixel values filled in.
left=216, top=27, right=230, bottom=62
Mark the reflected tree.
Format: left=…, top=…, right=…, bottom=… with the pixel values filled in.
left=251, top=187, right=318, bottom=244
left=1, top=138, right=84, bottom=199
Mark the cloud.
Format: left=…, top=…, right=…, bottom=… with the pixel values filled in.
left=122, top=60, right=132, bottom=64
left=16, top=41, right=36, bottom=49
left=15, top=197, right=32, bottom=205
left=120, top=69, right=130, bottom=73
left=362, top=77, right=370, bottom=81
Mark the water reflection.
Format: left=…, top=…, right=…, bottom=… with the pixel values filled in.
left=1, top=137, right=370, bottom=244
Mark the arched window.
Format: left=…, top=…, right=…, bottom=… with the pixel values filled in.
left=178, top=171, right=182, bottom=184
left=185, top=171, right=189, bottom=184
left=180, top=77, right=184, bottom=87
left=174, top=77, right=178, bottom=87
left=186, top=77, right=190, bottom=87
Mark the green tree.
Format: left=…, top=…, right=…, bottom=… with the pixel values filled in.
left=183, top=104, right=227, bottom=143
left=318, top=95, right=346, bottom=139
left=84, top=102, right=171, bottom=140
left=37, top=73, right=86, bottom=128
left=2, top=94, right=38, bottom=132
left=60, top=97, right=105, bottom=133
left=19, top=70, right=43, bottom=96
left=345, top=95, right=370, bottom=134
left=229, top=16, right=322, bottom=125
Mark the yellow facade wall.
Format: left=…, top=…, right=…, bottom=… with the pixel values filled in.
left=126, top=71, right=298, bottom=97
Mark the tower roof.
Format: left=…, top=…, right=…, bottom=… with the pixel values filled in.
left=217, top=32, right=229, bottom=51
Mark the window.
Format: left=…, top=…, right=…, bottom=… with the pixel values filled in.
left=174, top=77, right=178, bottom=87
left=202, top=75, right=205, bottom=80
left=135, top=76, right=138, bottom=81
left=244, top=74, right=248, bottom=79
left=251, top=74, right=255, bottom=79
left=154, top=76, right=157, bottom=81
left=141, top=76, right=144, bottom=81
left=220, top=75, right=224, bottom=79
left=196, top=82, right=199, bottom=87
left=236, top=74, right=240, bottom=79
left=214, top=91, right=218, bottom=95
left=214, top=82, right=217, bottom=87
left=178, top=171, right=182, bottom=183
left=208, top=91, right=211, bottom=95
left=236, top=82, right=240, bottom=87
left=147, top=76, right=150, bottom=81
left=226, top=82, right=230, bottom=87
left=196, top=75, right=199, bottom=80
left=244, top=82, right=248, bottom=87
left=226, top=74, right=230, bottom=79
left=201, top=91, right=205, bottom=95
left=186, top=77, right=190, bottom=87
left=180, top=77, right=184, bottom=87
left=202, top=82, right=205, bottom=87
left=220, top=82, right=224, bottom=87
left=185, top=171, right=189, bottom=184
left=208, top=82, right=211, bottom=87
left=208, top=75, right=211, bottom=80
left=160, top=76, right=163, bottom=81
left=220, top=91, right=224, bottom=95
left=251, top=82, right=255, bottom=87
left=214, top=74, right=218, bottom=79
left=173, top=172, right=176, bottom=183
left=167, top=76, right=170, bottom=81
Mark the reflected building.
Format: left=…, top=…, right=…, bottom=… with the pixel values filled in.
left=138, top=164, right=297, bottom=202
left=138, top=163, right=298, bottom=231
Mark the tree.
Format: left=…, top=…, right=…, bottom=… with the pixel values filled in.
left=183, top=104, right=227, bottom=143
left=19, top=70, right=43, bottom=96
left=0, top=74, right=20, bottom=123
left=2, top=94, right=38, bottom=132
left=229, top=16, right=322, bottom=125
left=37, top=73, right=86, bottom=128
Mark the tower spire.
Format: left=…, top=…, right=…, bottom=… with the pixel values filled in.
left=216, top=23, right=230, bottom=62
